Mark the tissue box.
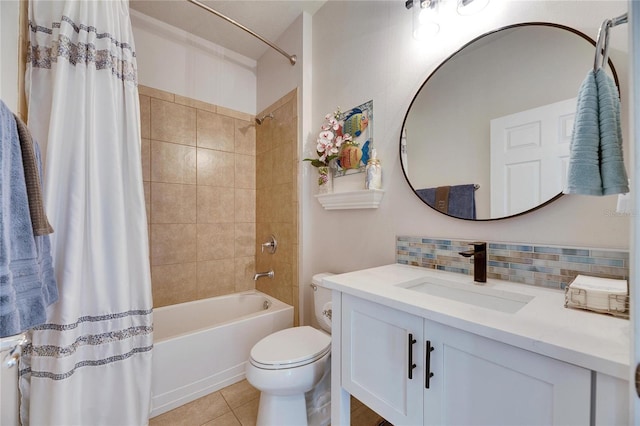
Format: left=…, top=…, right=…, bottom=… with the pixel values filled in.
left=565, top=274, right=628, bottom=318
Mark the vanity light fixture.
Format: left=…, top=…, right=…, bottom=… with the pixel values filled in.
left=406, top=0, right=489, bottom=40
left=456, top=0, right=489, bottom=15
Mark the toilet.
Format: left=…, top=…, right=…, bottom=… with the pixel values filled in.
left=246, top=273, right=333, bottom=426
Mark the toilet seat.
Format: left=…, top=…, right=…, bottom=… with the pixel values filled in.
left=250, top=326, right=331, bottom=370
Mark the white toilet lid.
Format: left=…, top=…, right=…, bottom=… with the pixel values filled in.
left=250, top=326, right=331, bottom=370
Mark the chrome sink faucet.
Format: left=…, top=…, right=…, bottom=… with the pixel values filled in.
left=458, top=242, right=487, bottom=283
left=253, top=270, right=274, bottom=281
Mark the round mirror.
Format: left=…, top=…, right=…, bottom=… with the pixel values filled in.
left=400, top=23, right=619, bottom=221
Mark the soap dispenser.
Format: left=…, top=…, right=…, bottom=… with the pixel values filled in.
left=365, top=148, right=382, bottom=190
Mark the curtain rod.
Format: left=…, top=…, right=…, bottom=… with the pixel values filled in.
left=186, top=0, right=297, bottom=66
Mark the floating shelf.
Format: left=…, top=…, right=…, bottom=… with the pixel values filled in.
left=315, top=189, right=385, bottom=210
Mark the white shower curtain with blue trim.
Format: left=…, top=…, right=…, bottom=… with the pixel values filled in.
left=20, top=1, right=153, bottom=424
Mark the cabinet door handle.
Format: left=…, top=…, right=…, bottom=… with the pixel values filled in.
left=408, top=333, right=417, bottom=379
left=425, top=340, right=435, bottom=389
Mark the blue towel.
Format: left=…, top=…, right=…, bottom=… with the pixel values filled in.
left=565, top=68, right=629, bottom=195
left=0, top=100, right=58, bottom=338
left=596, top=69, right=629, bottom=195
left=416, top=184, right=477, bottom=220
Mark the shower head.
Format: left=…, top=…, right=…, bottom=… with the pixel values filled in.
left=255, top=113, right=274, bottom=125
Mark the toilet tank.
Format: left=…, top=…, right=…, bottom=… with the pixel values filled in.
left=312, top=273, right=334, bottom=333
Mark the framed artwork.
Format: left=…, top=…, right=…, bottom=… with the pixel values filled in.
left=335, top=100, right=373, bottom=177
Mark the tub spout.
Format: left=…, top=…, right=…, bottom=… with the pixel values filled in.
left=254, top=270, right=274, bottom=281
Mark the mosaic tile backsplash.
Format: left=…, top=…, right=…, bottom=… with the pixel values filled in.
left=396, top=236, right=628, bottom=290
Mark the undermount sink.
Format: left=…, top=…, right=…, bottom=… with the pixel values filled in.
left=396, top=277, right=534, bottom=314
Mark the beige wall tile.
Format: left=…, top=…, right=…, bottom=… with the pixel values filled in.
left=175, top=95, right=216, bottom=113
left=140, top=95, right=151, bottom=140
left=151, top=98, right=196, bottom=146
left=141, top=138, right=151, bottom=182
left=264, top=223, right=292, bottom=265
left=197, top=223, right=235, bottom=261
left=255, top=150, right=273, bottom=190
left=139, top=85, right=175, bottom=102
left=143, top=181, right=151, bottom=227
left=197, top=186, right=235, bottom=224
left=235, top=120, right=256, bottom=156
left=235, top=189, right=256, bottom=223
left=235, top=223, right=256, bottom=257
left=151, top=262, right=197, bottom=308
left=151, top=224, right=197, bottom=265
left=273, top=260, right=293, bottom=288
left=197, top=148, right=235, bottom=187
left=235, top=257, right=256, bottom=292
left=235, top=154, right=255, bottom=189
left=151, top=182, right=197, bottom=224
left=255, top=123, right=273, bottom=155
left=217, top=105, right=252, bottom=122
left=255, top=188, right=272, bottom=224
left=293, top=283, right=299, bottom=327
left=254, top=253, right=270, bottom=273
left=272, top=146, right=293, bottom=186
left=271, top=183, right=292, bottom=223
left=197, top=259, right=236, bottom=298
left=197, top=110, right=235, bottom=152
left=151, top=140, right=197, bottom=184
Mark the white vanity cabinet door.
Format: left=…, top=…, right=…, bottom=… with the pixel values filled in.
left=595, top=373, right=629, bottom=425
left=341, top=294, right=424, bottom=425
left=424, top=320, right=591, bottom=426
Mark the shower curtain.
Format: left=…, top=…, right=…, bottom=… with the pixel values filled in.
left=19, top=1, right=153, bottom=424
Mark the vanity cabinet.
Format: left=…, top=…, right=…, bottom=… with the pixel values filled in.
left=341, top=294, right=592, bottom=425
left=341, top=293, right=424, bottom=425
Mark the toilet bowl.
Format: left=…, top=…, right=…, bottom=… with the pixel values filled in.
left=246, top=273, right=333, bottom=426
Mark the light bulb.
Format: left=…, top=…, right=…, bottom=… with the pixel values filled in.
left=413, top=0, right=440, bottom=39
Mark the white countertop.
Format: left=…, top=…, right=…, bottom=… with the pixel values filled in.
left=323, top=263, right=630, bottom=380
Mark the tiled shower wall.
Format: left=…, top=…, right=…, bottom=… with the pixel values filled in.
left=139, top=85, right=257, bottom=308
left=255, top=89, right=300, bottom=326
left=397, top=236, right=628, bottom=289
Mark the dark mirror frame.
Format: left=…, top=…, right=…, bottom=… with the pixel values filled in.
left=400, top=22, right=620, bottom=221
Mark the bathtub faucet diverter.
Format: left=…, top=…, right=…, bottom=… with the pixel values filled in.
left=254, top=270, right=274, bottom=281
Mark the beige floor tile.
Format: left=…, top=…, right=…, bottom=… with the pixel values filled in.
left=351, top=403, right=385, bottom=426
left=149, top=391, right=230, bottom=426
left=220, top=380, right=260, bottom=410
left=203, top=411, right=242, bottom=426
left=233, top=397, right=259, bottom=426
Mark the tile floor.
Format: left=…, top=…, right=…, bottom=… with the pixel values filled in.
left=149, top=379, right=386, bottom=426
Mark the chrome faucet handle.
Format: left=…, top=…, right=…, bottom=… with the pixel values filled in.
left=261, top=235, right=278, bottom=254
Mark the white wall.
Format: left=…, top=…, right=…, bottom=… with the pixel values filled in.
left=302, top=0, right=630, bottom=324
left=256, top=12, right=313, bottom=325
left=131, top=10, right=257, bottom=115
left=1, top=0, right=19, bottom=112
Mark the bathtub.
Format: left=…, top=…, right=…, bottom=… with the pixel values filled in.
left=150, top=290, right=293, bottom=418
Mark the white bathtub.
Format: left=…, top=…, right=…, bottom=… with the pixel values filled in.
left=150, top=290, right=293, bottom=417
